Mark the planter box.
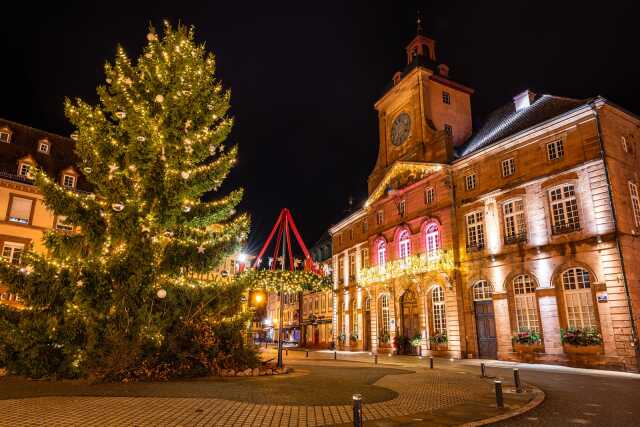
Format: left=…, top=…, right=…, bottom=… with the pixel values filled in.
left=513, top=342, right=544, bottom=353
left=563, top=343, right=603, bottom=355
left=431, top=343, right=449, bottom=352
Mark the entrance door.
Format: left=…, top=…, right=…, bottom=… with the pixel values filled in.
left=401, top=290, right=419, bottom=354
left=475, top=301, right=497, bottom=359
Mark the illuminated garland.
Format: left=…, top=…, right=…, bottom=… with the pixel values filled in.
left=365, top=162, right=443, bottom=208
left=239, top=269, right=332, bottom=293
left=358, top=250, right=454, bottom=286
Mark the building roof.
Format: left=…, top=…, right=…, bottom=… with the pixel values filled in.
left=0, top=118, right=89, bottom=191
left=456, top=94, right=587, bottom=158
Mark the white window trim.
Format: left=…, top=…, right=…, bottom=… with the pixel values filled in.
left=398, top=231, right=410, bottom=262
left=380, top=294, right=390, bottom=336
left=361, top=247, right=369, bottom=269
left=562, top=268, right=597, bottom=330
left=501, top=158, right=515, bottom=177
left=546, top=139, right=564, bottom=161
left=18, top=162, right=33, bottom=178
left=376, top=210, right=384, bottom=225
left=513, top=274, right=539, bottom=332
left=425, top=224, right=440, bottom=258
left=548, top=183, right=580, bottom=234
left=464, top=173, right=477, bottom=191
left=432, top=286, right=447, bottom=335
left=55, top=215, right=73, bottom=231
left=377, top=241, right=386, bottom=269
left=0, top=130, right=11, bottom=143
left=38, top=141, right=50, bottom=154
left=62, top=174, right=76, bottom=189
left=465, top=211, right=485, bottom=250
left=472, top=280, right=493, bottom=301
left=425, top=187, right=435, bottom=205
left=629, top=181, right=640, bottom=228
left=503, top=199, right=526, bottom=242
left=2, top=242, right=25, bottom=265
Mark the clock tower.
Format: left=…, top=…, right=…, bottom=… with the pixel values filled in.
left=368, top=20, right=474, bottom=194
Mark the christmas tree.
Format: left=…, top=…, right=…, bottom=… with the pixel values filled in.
left=0, top=22, right=257, bottom=381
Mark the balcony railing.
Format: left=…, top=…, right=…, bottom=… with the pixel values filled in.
left=552, top=222, right=581, bottom=235
left=466, top=242, right=485, bottom=252
left=504, top=231, right=528, bottom=245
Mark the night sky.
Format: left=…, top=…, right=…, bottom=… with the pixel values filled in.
left=1, top=1, right=638, bottom=254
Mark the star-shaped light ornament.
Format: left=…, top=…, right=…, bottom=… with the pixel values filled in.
left=141, top=224, right=151, bottom=233
left=197, top=244, right=206, bottom=254
left=108, top=164, right=119, bottom=173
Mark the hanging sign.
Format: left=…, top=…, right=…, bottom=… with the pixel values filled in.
left=596, top=292, right=608, bottom=303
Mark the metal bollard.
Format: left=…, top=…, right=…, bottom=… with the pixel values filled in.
left=285, top=348, right=288, bottom=356
left=480, top=362, right=486, bottom=377
left=514, top=368, right=522, bottom=393
left=334, top=350, right=337, bottom=360
left=352, top=394, right=363, bottom=427
left=429, top=356, right=434, bottom=369
left=306, top=350, right=309, bottom=358
left=494, top=380, right=504, bottom=408
left=374, top=354, right=378, bottom=364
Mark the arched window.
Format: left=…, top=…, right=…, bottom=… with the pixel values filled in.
left=432, top=285, right=447, bottom=335
left=425, top=223, right=440, bottom=258
left=512, top=274, right=539, bottom=332
left=562, top=268, right=597, bottom=329
left=377, top=240, right=386, bottom=268
left=398, top=230, right=411, bottom=262
left=472, top=280, right=493, bottom=301
left=352, top=299, right=359, bottom=337
left=379, top=294, right=390, bottom=337
left=364, top=297, right=371, bottom=311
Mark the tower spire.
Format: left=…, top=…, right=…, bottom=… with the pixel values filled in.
left=416, top=10, right=423, bottom=35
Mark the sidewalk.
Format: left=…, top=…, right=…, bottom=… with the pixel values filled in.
left=0, top=351, right=544, bottom=426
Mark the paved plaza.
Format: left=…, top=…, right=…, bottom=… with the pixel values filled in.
left=0, top=350, right=541, bottom=426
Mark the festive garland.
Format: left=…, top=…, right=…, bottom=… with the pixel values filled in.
left=358, top=250, right=454, bottom=286
left=239, top=268, right=332, bottom=293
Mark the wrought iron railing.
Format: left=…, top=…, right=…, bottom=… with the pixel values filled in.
left=552, top=222, right=581, bottom=235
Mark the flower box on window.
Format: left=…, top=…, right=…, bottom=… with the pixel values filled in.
left=561, top=327, right=603, bottom=354
left=512, top=330, right=543, bottom=353
left=429, top=333, right=448, bottom=351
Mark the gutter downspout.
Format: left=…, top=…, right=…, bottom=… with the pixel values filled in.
left=590, top=101, right=639, bottom=363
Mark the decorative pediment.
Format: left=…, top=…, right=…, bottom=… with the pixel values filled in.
left=364, top=161, right=444, bottom=208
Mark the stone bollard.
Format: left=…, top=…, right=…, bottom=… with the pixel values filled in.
left=352, top=394, right=363, bottom=427
left=334, top=350, right=337, bottom=360
left=306, top=350, right=309, bottom=358
left=494, top=380, right=504, bottom=408
left=285, top=348, right=288, bottom=356
left=429, top=356, right=434, bottom=369
left=514, top=368, right=522, bottom=393
left=481, top=362, right=486, bottom=377
left=374, top=354, right=378, bottom=364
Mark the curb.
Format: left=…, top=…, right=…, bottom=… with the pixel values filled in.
left=460, top=385, right=545, bottom=427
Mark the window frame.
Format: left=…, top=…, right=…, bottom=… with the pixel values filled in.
left=351, top=299, right=358, bottom=336
left=503, top=198, right=527, bottom=244
left=442, top=91, right=451, bottom=105
left=398, top=230, right=411, bottom=262
left=377, top=240, right=386, bottom=268
left=548, top=183, right=581, bottom=235
left=62, top=174, right=76, bottom=189
left=465, top=210, right=485, bottom=251
left=501, top=158, right=515, bottom=177
left=348, top=252, right=355, bottom=279
left=425, top=186, right=435, bottom=205
left=379, top=294, right=390, bottom=336
left=361, top=247, right=369, bottom=269
left=38, top=141, right=50, bottom=154
left=2, top=242, right=24, bottom=265
left=18, top=162, right=32, bottom=178
left=472, top=280, right=493, bottom=301
left=464, top=173, right=477, bottom=191
left=431, top=285, right=447, bottom=335
left=6, top=193, right=36, bottom=225
left=376, top=210, right=384, bottom=226
left=546, top=139, right=565, bottom=161
left=629, top=181, right=640, bottom=228
left=444, top=123, right=453, bottom=137
left=561, top=267, right=597, bottom=330
left=55, top=215, right=73, bottom=232
left=425, top=223, right=440, bottom=258
left=398, top=199, right=406, bottom=217
left=0, top=130, right=11, bottom=144
left=512, top=274, right=539, bottom=333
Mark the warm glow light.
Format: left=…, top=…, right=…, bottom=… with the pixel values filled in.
left=255, top=293, right=264, bottom=303
left=237, top=252, right=247, bottom=263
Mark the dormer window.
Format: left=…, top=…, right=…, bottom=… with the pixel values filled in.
left=18, top=163, right=32, bottom=178
left=62, top=174, right=76, bottom=189
left=442, top=91, right=451, bottom=105
left=38, top=140, right=50, bottom=154
left=0, top=129, right=11, bottom=143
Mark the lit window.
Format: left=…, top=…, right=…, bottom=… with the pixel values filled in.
left=376, top=210, right=384, bottom=225
left=503, top=199, right=526, bottom=243
left=465, top=211, right=484, bottom=250
left=629, top=181, right=640, bottom=228
left=38, top=141, right=50, bottom=154
left=352, top=300, right=358, bottom=336
left=465, top=173, right=477, bottom=191
left=444, top=124, right=453, bottom=137
left=18, top=163, right=32, bottom=178
left=7, top=196, right=33, bottom=224
left=501, top=158, right=515, bottom=177
left=361, top=247, right=369, bottom=269
left=377, top=240, right=386, bottom=268
left=398, top=230, right=411, bottom=262
left=562, top=268, right=597, bottom=329
left=0, top=131, right=11, bottom=143
left=55, top=215, right=73, bottom=231
left=398, top=199, right=406, bottom=217
left=62, top=174, right=76, bottom=189
left=379, top=294, right=390, bottom=336
left=549, top=184, right=580, bottom=234
left=442, top=91, right=451, bottom=104
left=472, top=280, right=493, bottom=301
left=425, top=187, right=435, bottom=205
left=432, top=286, right=447, bottom=335
left=338, top=255, right=344, bottom=283
left=513, top=274, right=539, bottom=332
left=2, top=242, right=24, bottom=265
left=349, top=252, right=355, bottom=279
left=425, top=223, right=440, bottom=258
left=546, top=140, right=564, bottom=161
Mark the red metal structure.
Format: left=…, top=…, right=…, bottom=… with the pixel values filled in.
left=253, top=208, right=319, bottom=274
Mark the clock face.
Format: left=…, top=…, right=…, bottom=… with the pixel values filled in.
left=391, top=112, right=411, bottom=146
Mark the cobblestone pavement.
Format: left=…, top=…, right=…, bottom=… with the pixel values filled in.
left=0, top=359, right=506, bottom=426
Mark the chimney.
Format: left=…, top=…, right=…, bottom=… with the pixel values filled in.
left=513, top=90, right=536, bottom=112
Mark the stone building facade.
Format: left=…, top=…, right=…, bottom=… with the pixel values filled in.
left=330, top=28, right=640, bottom=371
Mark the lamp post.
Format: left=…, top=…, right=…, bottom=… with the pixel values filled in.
left=277, top=221, right=287, bottom=369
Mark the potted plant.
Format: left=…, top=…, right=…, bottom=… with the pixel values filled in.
left=393, top=335, right=412, bottom=354
left=350, top=333, right=359, bottom=343
left=512, top=329, right=543, bottom=353
left=337, top=332, right=347, bottom=349
left=430, top=333, right=448, bottom=351
left=561, top=327, right=603, bottom=355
